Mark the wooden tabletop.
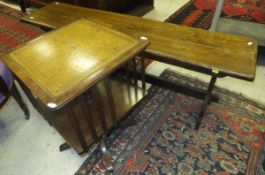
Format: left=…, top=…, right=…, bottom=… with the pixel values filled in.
left=2, top=19, right=149, bottom=109
left=21, top=2, right=258, bottom=80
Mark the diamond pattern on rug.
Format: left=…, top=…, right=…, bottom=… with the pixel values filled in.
left=166, top=0, right=265, bottom=29
left=0, top=3, right=43, bottom=55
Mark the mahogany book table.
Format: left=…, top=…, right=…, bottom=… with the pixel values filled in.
left=4, top=2, right=258, bottom=161
left=20, top=2, right=258, bottom=129
left=1, top=19, right=149, bottom=156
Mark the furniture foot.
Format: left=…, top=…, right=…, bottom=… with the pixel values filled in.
left=195, top=72, right=218, bottom=130
left=59, top=142, right=71, bottom=152
left=18, top=0, right=27, bottom=12
left=100, top=138, right=114, bottom=173
left=40, top=26, right=53, bottom=32
left=119, top=118, right=137, bottom=129
left=12, top=84, right=30, bottom=119
left=65, top=106, right=88, bottom=151
left=262, top=158, right=265, bottom=171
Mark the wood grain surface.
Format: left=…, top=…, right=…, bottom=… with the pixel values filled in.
left=49, top=76, right=145, bottom=153
left=21, top=2, right=258, bottom=80
left=2, top=19, right=149, bottom=108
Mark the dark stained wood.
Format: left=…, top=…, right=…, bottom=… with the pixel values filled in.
left=21, top=2, right=258, bottom=81
left=91, top=87, right=108, bottom=132
left=1, top=18, right=149, bottom=154
left=19, top=0, right=153, bottom=16
left=140, top=56, right=146, bottom=91
left=103, top=78, right=118, bottom=126
left=115, top=68, right=219, bottom=103
left=123, top=3, right=154, bottom=17
left=65, top=106, right=88, bottom=151
left=195, top=73, right=218, bottom=130
left=11, top=83, right=30, bottom=119
left=2, top=19, right=149, bottom=109
left=79, top=95, right=99, bottom=141
left=50, top=76, right=145, bottom=153
left=0, top=77, right=9, bottom=99
left=7, top=2, right=259, bottom=154
left=0, top=76, right=11, bottom=112
left=0, top=76, right=30, bottom=119
left=132, top=58, right=138, bottom=86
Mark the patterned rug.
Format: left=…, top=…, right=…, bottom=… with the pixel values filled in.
left=0, top=3, right=43, bottom=56
left=1, top=3, right=264, bottom=174
left=76, top=69, right=265, bottom=175
left=167, top=0, right=265, bottom=29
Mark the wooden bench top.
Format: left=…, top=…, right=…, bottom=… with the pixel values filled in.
left=21, top=2, right=258, bottom=80
left=2, top=19, right=148, bottom=108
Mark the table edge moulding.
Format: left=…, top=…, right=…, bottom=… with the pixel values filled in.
left=1, top=18, right=149, bottom=110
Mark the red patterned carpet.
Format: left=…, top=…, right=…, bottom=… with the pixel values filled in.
left=76, top=69, right=265, bottom=175
left=0, top=3, right=43, bottom=55
left=167, top=0, right=265, bottom=29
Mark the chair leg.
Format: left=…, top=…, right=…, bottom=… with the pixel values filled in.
left=262, top=159, right=265, bottom=171
left=11, top=84, right=30, bottom=119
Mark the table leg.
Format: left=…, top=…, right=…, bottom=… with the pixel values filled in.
left=92, top=86, right=108, bottom=133
left=125, top=63, right=132, bottom=84
left=140, top=56, right=146, bottom=94
left=132, top=58, right=139, bottom=101
left=262, top=159, right=265, bottom=171
left=132, top=58, right=138, bottom=86
left=195, top=73, right=218, bottom=130
left=18, top=0, right=27, bottom=12
left=99, top=138, right=114, bottom=173
left=15, top=78, right=46, bottom=121
left=65, top=107, right=88, bottom=152
left=80, top=94, right=99, bottom=141
left=11, top=83, right=30, bottom=119
left=104, top=78, right=118, bottom=126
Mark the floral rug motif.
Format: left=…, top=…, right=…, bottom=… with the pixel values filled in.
left=76, top=69, right=265, bottom=175
left=116, top=112, right=250, bottom=175
left=166, top=0, right=265, bottom=29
